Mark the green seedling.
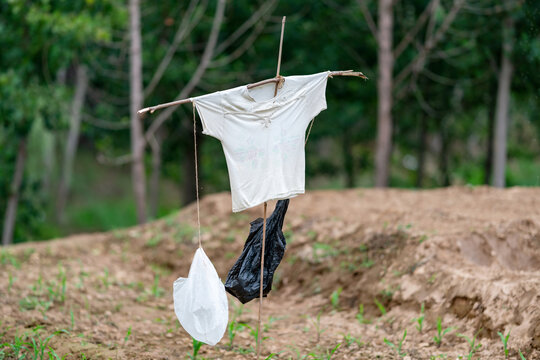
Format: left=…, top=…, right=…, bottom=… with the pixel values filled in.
left=124, top=326, right=132, bottom=343
left=58, top=265, right=66, bottom=302
left=0, top=321, right=5, bottom=340
left=287, top=345, right=308, bottom=360
left=397, top=223, right=413, bottom=231
left=175, top=224, right=198, bottom=243
left=227, top=301, right=248, bottom=349
left=330, top=287, right=342, bottom=311
left=145, top=235, right=162, bottom=247
left=8, top=273, right=15, bottom=292
left=27, top=328, right=69, bottom=360
left=4, top=332, right=28, bottom=359
left=76, top=271, right=88, bottom=289
left=307, top=230, right=318, bottom=240
left=187, top=337, right=204, bottom=360
left=230, top=302, right=245, bottom=319
left=224, top=231, right=236, bottom=243
left=324, top=342, right=341, bottom=359
left=234, top=346, right=255, bottom=355
left=380, top=287, right=396, bottom=301
left=383, top=329, right=407, bottom=358
left=356, top=304, right=370, bottom=324
left=374, top=298, right=387, bottom=316
left=519, top=349, right=526, bottom=360
left=342, top=333, right=363, bottom=348
left=249, top=325, right=269, bottom=350
left=0, top=249, right=20, bottom=268
left=47, top=348, right=67, bottom=360
left=233, top=323, right=267, bottom=354
left=264, top=316, right=281, bottom=332
left=116, top=326, right=133, bottom=360
left=46, top=265, right=67, bottom=303
left=433, top=317, right=454, bottom=347
left=361, top=256, right=374, bottom=268
left=227, top=320, right=246, bottom=349
left=19, top=296, right=53, bottom=318
left=31, top=274, right=44, bottom=294
left=101, top=268, right=111, bottom=289
left=458, top=330, right=482, bottom=360
left=312, top=242, right=338, bottom=262
left=283, top=229, right=294, bottom=244
left=70, top=308, right=75, bottom=330
left=151, top=274, right=165, bottom=298
left=413, top=303, right=425, bottom=333
left=497, top=330, right=510, bottom=358
left=309, top=311, right=325, bottom=343
left=308, top=343, right=341, bottom=360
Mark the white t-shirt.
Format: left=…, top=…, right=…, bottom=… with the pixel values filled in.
left=191, top=71, right=330, bottom=212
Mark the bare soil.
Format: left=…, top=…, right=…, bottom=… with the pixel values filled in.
left=1, top=187, right=540, bottom=359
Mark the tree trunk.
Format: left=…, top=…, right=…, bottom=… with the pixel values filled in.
left=182, top=132, right=201, bottom=206
left=416, top=115, right=427, bottom=188
left=492, top=15, right=514, bottom=188
left=149, top=131, right=162, bottom=219
left=57, top=65, right=88, bottom=223
left=129, top=0, right=147, bottom=223
left=2, top=140, right=27, bottom=246
left=439, top=123, right=450, bottom=187
left=343, top=132, right=355, bottom=188
left=484, top=81, right=496, bottom=184
left=375, top=0, right=394, bottom=187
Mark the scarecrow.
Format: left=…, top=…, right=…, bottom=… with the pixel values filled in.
left=139, top=17, right=367, bottom=359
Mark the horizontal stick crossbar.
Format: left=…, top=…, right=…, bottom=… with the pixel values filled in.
left=138, top=70, right=367, bottom=115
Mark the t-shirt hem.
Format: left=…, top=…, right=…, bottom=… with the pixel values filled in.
left=232, top=189, right=305, bottom=212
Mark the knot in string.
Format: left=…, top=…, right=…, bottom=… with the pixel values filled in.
left=276, top=75, right=285, bottom=89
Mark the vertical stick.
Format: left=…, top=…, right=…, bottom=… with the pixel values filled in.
left=257, top=201, right=267, bottom=359
left=257, top=16, right=286, bottom=360
left=275, top=16, right=286, bottom=78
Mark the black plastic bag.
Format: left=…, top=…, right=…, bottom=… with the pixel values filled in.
left=225, top=199, right=289, bottom=304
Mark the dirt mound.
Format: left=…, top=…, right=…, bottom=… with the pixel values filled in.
left=1, top=187, right=540, bottom=359
left=459, top=219, right=540, bottom=271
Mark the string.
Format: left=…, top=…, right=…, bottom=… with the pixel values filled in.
left=305, top=119, right=315, bottom=145
left=193, top=102, right=202, bottom=248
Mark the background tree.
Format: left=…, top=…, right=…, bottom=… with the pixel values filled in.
left=1, top=0, right=539, bottom=244
left=0, top=0, right=120, bottom=244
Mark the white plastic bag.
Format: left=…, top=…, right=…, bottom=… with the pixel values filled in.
left=173, top=247, right=228, bottom=345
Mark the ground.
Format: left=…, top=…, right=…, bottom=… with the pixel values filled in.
left=1, top=187, right=540, bottom=360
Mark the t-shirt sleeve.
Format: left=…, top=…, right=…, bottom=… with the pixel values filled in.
left=191, top=91, right=224, bottom=141
left=302, top=71, right=330, bottom=124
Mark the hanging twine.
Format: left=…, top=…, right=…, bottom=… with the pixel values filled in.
left=305, top=119, right=315, bottom=146
left=193, top=103, right=202, bottom=248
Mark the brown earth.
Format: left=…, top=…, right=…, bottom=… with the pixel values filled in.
left=1, top=187, right=540, bottom=359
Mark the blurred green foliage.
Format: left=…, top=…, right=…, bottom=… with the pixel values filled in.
left=1, top=0, right=539, bottom=243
